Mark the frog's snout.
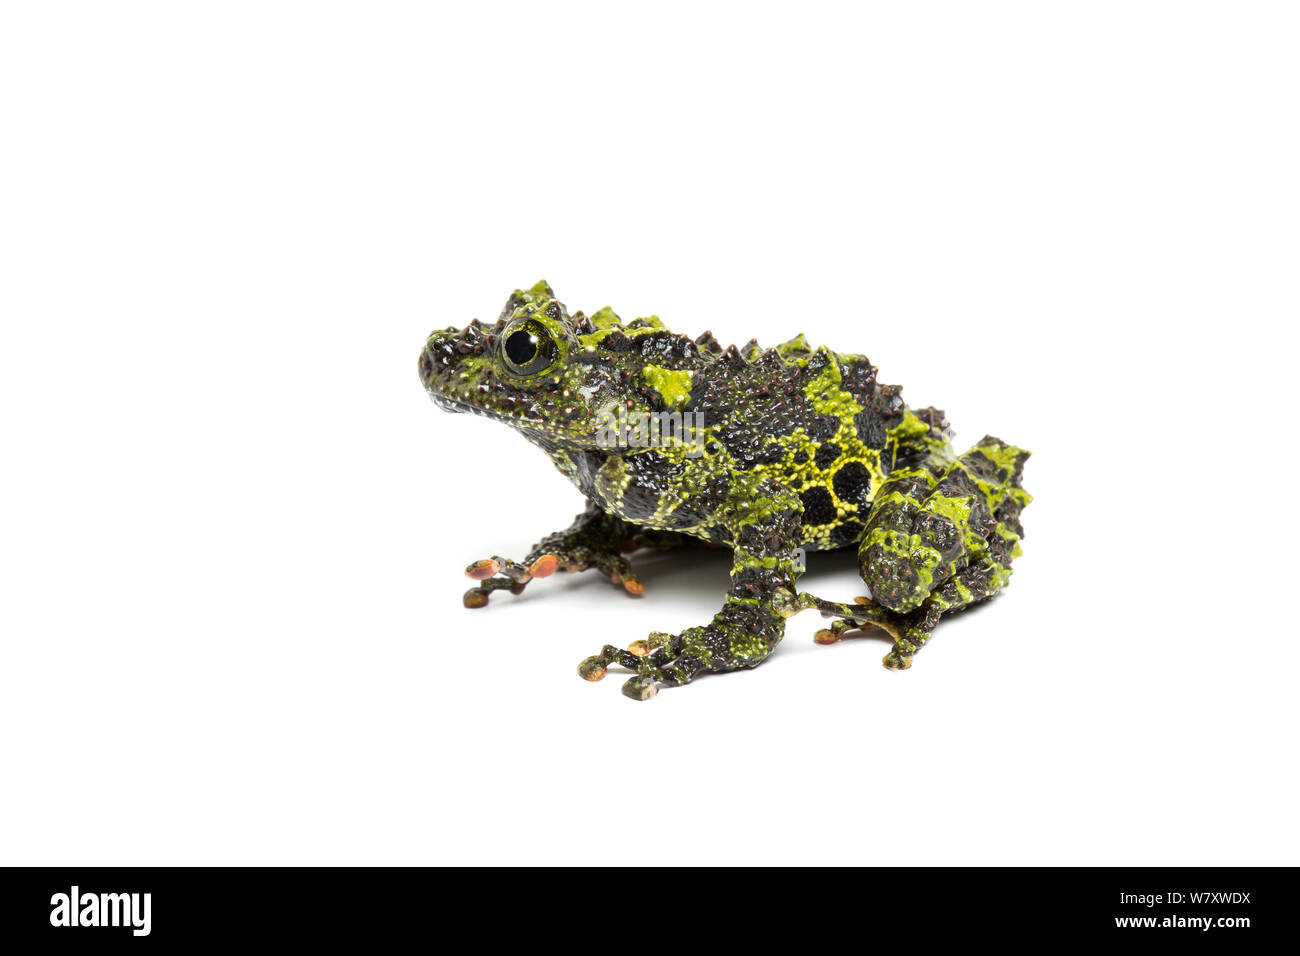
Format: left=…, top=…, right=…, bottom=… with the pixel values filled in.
left=421, top=323, right=494, bottom=412
left=420, top=341, right=465, bottom=413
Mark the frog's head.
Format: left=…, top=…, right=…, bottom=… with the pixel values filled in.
left=419, top=280, right=636, bottom=451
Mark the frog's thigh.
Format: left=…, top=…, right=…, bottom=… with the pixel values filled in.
left=859, top=445, right=1013, bottom=612
left=859, top=473, right=961, bottom=612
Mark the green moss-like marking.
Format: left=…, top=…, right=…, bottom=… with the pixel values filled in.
left=920, top=491, right=972, bottom=526
left=775, top=333, right=811, bottom=359
left=642, top=365, right=694, bottom=408
left=803, top=349, right=861, bottom=425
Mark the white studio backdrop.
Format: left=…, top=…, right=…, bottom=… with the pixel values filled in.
left=1, top=2, right=1296, bottom=865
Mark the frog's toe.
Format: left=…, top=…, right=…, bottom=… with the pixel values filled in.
left=595, top=553, right=645, bottom=597
left=814, top=620, right=859, bottom=644
left=882, top=642, right=917, bottom=670
left=465, top=558, right=500, bottom=580
left=626, top=631, right=671, bottom=658
left=465, top=554, right=534, bottom=584
left=577, top=655, right=608, bottom=681
left=527, top=554, right=559, bottom=578
left=621, top=675, right=659, bottom=700
left=462, top=576, right=527, bottom=608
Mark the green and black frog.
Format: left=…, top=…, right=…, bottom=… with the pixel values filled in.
left=419, top=281, right=1032, bottom=700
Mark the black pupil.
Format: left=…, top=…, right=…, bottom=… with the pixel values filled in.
left=505, top=330, right=538, bottom=366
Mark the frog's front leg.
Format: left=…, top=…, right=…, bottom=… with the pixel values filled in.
left=578, top=486, right=804, bottom=700
left=462, top=501, right=687, bottom=608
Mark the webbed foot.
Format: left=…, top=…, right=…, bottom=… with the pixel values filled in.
left=577, top=629, right=706, bottom=700
left=801, top=553, right=1013, bottom=670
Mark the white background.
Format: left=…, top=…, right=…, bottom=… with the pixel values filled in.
left=2, top=1, right=1296, bottom=866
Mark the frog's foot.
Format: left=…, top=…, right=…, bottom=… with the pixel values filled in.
left=462, top=548, right=645, bottom=609
left=578, top=599, right=787, bottom=701
left=800, top=591, right=928, bottom=668
left=577, top=629, right=710, bottom=700
left=462, top=554, right=552, bottom=608
left=799, top=591, right=905, bottom=653
left=799, top=591, right=900, bottom=636
left=801, top=552, right=1014, bottom=669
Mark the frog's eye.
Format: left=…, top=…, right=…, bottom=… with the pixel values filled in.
left=500, top=319, right=558, bottom=376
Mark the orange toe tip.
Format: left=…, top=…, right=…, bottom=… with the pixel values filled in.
left=528, top=554, right=559, bottom=578
left=626, top=639, right=650, bottom=657
left=623, top=579, right=645, bottom=596
left=465, top=559, right=500, bottom=580
left=813, top=629, right=841, bottom=645
left=578, top=657, right=607, bottom=681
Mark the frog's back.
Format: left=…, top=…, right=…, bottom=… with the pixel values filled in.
left=667, top=334, right=920, bottom=552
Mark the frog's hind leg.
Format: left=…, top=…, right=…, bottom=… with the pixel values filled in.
left=806, top=435, right=1031, bottom=667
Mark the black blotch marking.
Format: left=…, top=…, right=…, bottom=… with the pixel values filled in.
left=832, top=461, right=871, bottom=508
left=800, top=486, right=836, bottom=526
left=814, top=441, right=842, bottom=470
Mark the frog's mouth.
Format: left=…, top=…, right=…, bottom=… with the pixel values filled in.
left=428, top=390, right=468, bottom=414
left=425, top=385, right=594, bottom=440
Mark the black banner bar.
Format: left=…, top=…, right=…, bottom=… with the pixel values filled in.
left=1, top=866, right=1289, bottom=945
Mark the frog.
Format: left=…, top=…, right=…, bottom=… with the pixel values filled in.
left=419, top=281, right=1032, bottom=700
